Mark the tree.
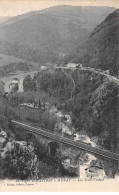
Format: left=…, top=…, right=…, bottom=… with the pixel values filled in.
left=3, top=142, right=39, bottom=180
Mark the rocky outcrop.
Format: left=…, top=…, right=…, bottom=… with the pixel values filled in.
left=0, top=129, right=7, bottom=149
left=0, top=131, right=39, bottom=180
left=0, top=81, right=4, bottom=94
left=90, top=77, right=110, bottom=117
left=103, top=160, right=118, bottom=178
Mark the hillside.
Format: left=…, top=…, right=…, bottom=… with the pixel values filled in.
left=0, top=54, right=24, bottom=66
left=2, top=67, right=118, bottom=153
left=0, top=54, right=37, bottom=77
left=0, top=66, right=118, bottom=179
left=0, top=17, right=10, bottom=24
left=68, top=9, right=119, bottom=76
left=35, top=68, right=119, bottom=152
left=0, top=6, right=115, bottom=65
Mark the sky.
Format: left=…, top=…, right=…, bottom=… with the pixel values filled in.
left=0, top=0, right=118, bottom=17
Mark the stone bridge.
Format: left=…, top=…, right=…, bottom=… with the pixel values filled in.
left=0, top=71, right=37, bottom=93
left=12, top=120, right=119, bottom=178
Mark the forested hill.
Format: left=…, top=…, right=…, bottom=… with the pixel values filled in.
left=0, top=6, right=115, bottom=65
left=68, top=9, right=119, bottom=76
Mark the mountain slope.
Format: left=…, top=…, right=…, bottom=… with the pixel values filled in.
left=0, top=54, right=36, bottom=77
left=0, top=5, right=115, bottom=65
left=69, top=9, right=119, bottom=76
left=0, top=17, right=10, bottom=24
left=0, top=54, right=24, bottom=67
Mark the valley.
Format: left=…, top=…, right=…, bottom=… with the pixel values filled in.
left=0, top=64, right=119, bottom=179
left=0, top=5, right=119, bottom=181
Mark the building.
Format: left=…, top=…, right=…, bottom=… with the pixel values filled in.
left=66, top=63, right=77, bottom=68
left=105, top=70, right=110, bottom=74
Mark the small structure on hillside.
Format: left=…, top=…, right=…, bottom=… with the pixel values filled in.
left=66, top=63, right=77, bottom=68
left=76, top=63, right=83, bottom=68
left=104, top=70, right=110, bottom=74
left=40, top=66, right=46, bottom=70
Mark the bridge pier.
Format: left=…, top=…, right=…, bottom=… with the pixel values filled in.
left=12, top=120, right=119, bottom=178
left=103, top=159, right=118, bottom=178
left=47, top=141, right=60, bottom=157
left=69, top=154, right=80, bottom=177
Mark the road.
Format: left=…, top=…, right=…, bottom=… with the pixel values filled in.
left=55, top=66, right=119, bottom=85
left=12, top=120, right=119, bottom=161
left=1, top=65, right=118, bottom=94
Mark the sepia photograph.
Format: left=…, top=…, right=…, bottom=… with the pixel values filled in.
left=0, top=0, right=119, bottom=192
